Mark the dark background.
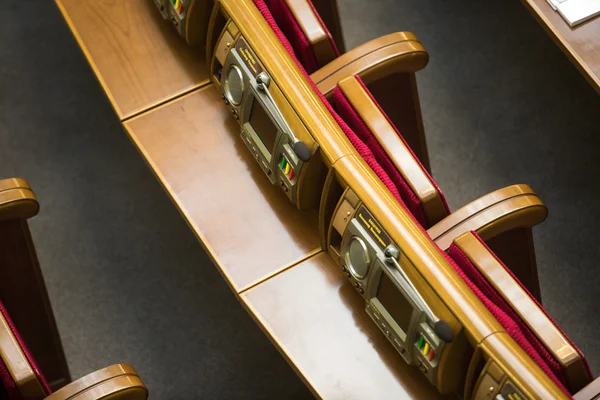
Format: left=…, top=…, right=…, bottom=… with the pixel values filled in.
left=1, top=0, right=599, bottom=398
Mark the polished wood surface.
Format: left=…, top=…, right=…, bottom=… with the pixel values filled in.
left=311, top=32, right=428, bottom=98
left=455, top=232, right=591, bottom=393
left=241, top=252, right=452, bottom=399
left=427, top=184, right=548, bottom=251
left=55, top=0, right=210, bottom=120
left=0, top=178, right=39, bottom=221
left=220, top=0, right=358, bottom=163
left=522, top=0, right=600, bottom=93
left=334, top=156, right=505, bottom=345
left=124, top=87, right=320, bottom=292
left=55, top=0, right=569, bottom=396
left=47, top=364, right=148, bottom=400
left=480, top=332, right=569, bottom=399
left=311, top=33, right=431, bottom=169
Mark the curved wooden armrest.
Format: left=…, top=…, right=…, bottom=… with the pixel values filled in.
left=285, top=0, right=338, bottom=67
left=0, top=303, right=47, bottom=399
left=575, top=376, right=600, bottom=400
left=0, top=178, right=39, bottom=221
left=427, top=184, right=548, bottom=251
left=45, top=364, right=148, bottom=400
left=454, top=232, right=592, bottom=393
left=336, top=75, right=448, bottom=226
left=311, top=32, right=428, bottom=98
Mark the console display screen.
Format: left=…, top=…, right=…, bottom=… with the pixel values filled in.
left=249, top=101, right=278, bottom=154
left=377, top=273, right=413, bottom=333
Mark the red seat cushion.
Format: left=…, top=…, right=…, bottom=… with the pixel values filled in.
left=261, top=0, right=339, bottom=74
left=253, top=0, right=447, bottom=228
left=253, top=0, right=418, bottom=218
left=333, top=83, right=433, bottom=227
left=0, top=301, right=51, bottom=399
left=447, top=233, right=581, bottom=396
left=353, top=77, right=450, bottom=218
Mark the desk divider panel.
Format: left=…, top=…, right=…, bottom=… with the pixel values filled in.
left=56, top=0, right=210, bottom=120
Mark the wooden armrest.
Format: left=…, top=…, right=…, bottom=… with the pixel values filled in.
left=311, top=32, right=428, bottom=98
left=45, top=364, right=148, bottom=400
left=0, top=304, right=47, bottom=399
left=0, top=178, right=39, bottom=221
left=454, top=232, right=592, bottom=393
left=285, top=0, right=338, bottom=67
left=575, top=376, right=600, bottom=400
left=427, top=184, right=547, bottom=251
left=336, top=75, right=448, bottom=226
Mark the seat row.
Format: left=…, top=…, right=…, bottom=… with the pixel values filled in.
left=212, top=0, right=599, bottom=398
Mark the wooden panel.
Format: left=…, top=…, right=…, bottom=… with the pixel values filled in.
left=56, top=0, right=209, bottom=120
left=522, top=0, right=600, bottom=93
left=241, top=253, right=453, bottom=400
left=124, top=86, right=320, bottom=292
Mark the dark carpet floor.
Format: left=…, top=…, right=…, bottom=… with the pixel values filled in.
left=0, top=0, right=599, bottom=398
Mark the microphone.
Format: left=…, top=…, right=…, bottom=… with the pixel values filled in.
left=255, top=72, right=311, bottom=162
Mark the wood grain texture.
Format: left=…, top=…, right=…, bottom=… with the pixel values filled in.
left=56, top=0, right=210, bottom=120
left=241, top=252, right=453, bottom=400
left=46, top=364, right=148, bottom=400
left=480, top=332, right=570, bottom=399
left=454, top=232, right=591, bottom=393
left=521, top=0, right=600, bottom=93
left=124, top=86, right=320, bottom=292
left=427, top=184, right=547, bottom=251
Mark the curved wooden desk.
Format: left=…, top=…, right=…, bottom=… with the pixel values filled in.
left=54, top=0, right=577, bottom=398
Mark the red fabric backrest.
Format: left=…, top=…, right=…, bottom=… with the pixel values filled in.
left=332, top=86, right=429, bottom=226
left=261, top=0, right=339, bottom=74
left=471, top=233, right=593, bottom=381
left=250, top=5, right=586, bottom=395
left=354, top=77, right=450, bottom=218
left=447, top=236, right=573, bottom=397
left=252, top=0, right=418, bottom=219
left=0, top=301, right=51, bottom=399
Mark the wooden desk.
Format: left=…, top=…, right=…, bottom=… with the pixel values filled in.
left=522, top=0, right=600, bottom=94
left=56, top=1, right=450, bottom=397
left=123, top=87, right=320, bottom=292
left=241, top=252, right=451, bottom=399
left=56, top=0, right=209, bottom=120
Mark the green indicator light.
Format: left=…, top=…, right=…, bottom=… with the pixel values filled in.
left=418, top=337, right=424, bottom=349
left=280, top=157, right=286, bottom=169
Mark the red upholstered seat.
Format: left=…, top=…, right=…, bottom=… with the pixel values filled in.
left=261, top=0, right=339, bottom=74
left=253, top=3, right=590, bottom=395
left=332, top=77, right=450, bottom=227
left=448, top=232, right=592, bottom=397
left=253, top=0, right=446, bottom=228
left=0, top=301, right=51, bottom=399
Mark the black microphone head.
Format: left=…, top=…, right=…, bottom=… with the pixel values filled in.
left=434, top=320, right=454, bottom=343
left=293, top=141, right=311, bottom=162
